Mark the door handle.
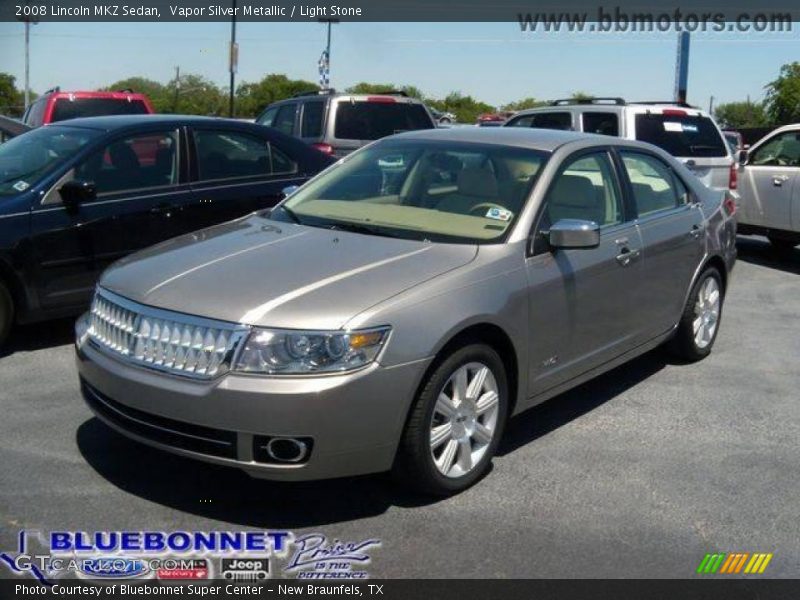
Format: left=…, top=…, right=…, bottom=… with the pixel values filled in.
left=773, top=175, right=790, bottom=186
left=689, top=225, right=703, bottom=239
left=615, top=247, right=640, bottom=266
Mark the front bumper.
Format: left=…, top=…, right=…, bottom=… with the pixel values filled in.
left=76, top=325, right=431, bottom=481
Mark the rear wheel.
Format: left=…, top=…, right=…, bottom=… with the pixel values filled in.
left=768, top=236, right=798, bottom=254
left=670, top=267, right=723, bottom=362
left=394, top=344, right=508, bottom=496
left=0, top=280, right=13, bottom=348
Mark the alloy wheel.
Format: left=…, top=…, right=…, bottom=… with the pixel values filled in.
left=693, top=277, right=720, bottom=349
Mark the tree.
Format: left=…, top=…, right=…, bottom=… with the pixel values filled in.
left=428, top=91, right=494, bottom=124
left=0, top=72, right=26, bottom=117
left=235, top=74, right=318, bottom=118
left=714, top=101, right=769, bottom=129
left=167, top=74, right=226, bottom=116
left=502, top=97, right=547, bottom=111
left=764, top=62, right=800, bottom=125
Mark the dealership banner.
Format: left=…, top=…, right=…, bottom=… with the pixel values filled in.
left=1, top=0, right=799, bottom=22
left=2, top=579, right=800, bottom=599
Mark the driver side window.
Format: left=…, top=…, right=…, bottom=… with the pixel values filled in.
left=751, top=131, right=800, bottom=167
left=544, top=152, right=623, bottom=228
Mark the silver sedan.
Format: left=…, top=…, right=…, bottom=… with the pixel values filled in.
left=75, top=128, right=737, bottom=495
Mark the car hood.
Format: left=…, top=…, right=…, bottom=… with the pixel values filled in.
left=100, top=214, right=478, bottom=330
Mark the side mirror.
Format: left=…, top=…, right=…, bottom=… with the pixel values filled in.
left=737, top=149, right=749, bottom=165
left=548, top=219, right=600, bottom=249
left=281, top=185, right=299, bottom=199
left=60, top=179, right=96, bottom=213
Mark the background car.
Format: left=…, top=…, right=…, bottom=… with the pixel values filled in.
left=736, top=124, right=800, bottom=252
left=0, top=115, right=30, bottom=144
left=504, top=97, right=736, bottom=195
left=75, top=127, right=736, bottom=496
left=22, top=87, right=155, bottom=128
left=476, top=111, right=515, bottom=124
left=430, top=107, right=457, bottom=125
left=0, top=114, right=334, bottom=345
left=255, top=89, right=436, bottom=157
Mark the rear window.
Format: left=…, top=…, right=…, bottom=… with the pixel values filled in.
left=301, top=101, right=324, bottom=137
left=51, top=98, right=150, bottom=122
left=506, top=112, right=572, bottom=130
left=634, top=114, right=727, bottom=158
left=334, top=102, right=433, bottom=141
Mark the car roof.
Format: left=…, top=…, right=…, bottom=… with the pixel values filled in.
left=512, top=103, right=712, bottom=117
left=387, top=126, right=614, bottom=152
left=48, top=114, right=256, bottom=131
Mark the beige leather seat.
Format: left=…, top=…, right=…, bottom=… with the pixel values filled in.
left=435, top=167, right=498, bottom=215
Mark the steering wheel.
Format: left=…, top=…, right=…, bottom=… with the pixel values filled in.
left=469, top=202, right=508, bottom=217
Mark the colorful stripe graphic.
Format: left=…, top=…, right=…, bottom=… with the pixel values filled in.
left=697, top=552, right=773, bottom=574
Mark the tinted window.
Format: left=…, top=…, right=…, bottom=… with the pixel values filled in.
left=334, top=102, right=434, bottom=140
left=546, top=152, right=623, bottom=227
left=507, top=112, right=572, bottom=130
left=582, top=112, right=619, bottom=136
left=256, top=106, right=279, bottom=127
left=750, top=131, right=800, bottom=167
left=620, top=152, right=682, bottom=216
left=75, top=131, right=178, bottom=196
left=273, top=104, right=297, bottom=136
left=51, top=98, right=149, bottom=122
left=194, top=130, right=297, bottom=181
left=634, top=114, right=727, bottom=158
left=0, top=126, right=100, bottom=196
left=301, top=101, right=324, bottom=137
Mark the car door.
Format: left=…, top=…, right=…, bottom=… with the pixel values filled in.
left=525, top=149, right=644, bottom=395
left=618, top=150, right=705, bottom=336
left=738, top=129, right=800, bottom=230
left=29, top=128, right=187, bottom=310
left=182, top=127, right=308, bottom=233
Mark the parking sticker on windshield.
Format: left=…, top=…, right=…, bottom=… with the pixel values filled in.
left=12, top=181, right=30, bottom=192
left=485, top=207, right=513, bottom=222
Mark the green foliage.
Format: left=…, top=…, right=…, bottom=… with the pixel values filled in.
left=714, top=101, right=769, bottom=129
left=570, top=91, right=593, bottom=102
left=502, top=97, right=547, bottom=111
left=344, top=82, right=425, bottom=100
left=102, top=77, right=171, bottom=112
left=0, top=72, right=26, bottom=117
left=428, top=91, right=494, bottom=124
left=764, top=62, right=800, bottom=126
left=236, top=74, right=319, bottom=118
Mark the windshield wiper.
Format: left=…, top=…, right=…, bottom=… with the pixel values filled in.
left=274, top=204, right=304, bottom=225
left=328, top=221, right=404, bottom=239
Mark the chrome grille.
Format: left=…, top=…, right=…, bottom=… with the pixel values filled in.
left=88, top=290, right=244, bottom=379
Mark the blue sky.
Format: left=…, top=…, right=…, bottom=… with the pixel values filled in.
left=0, top=21, right=798, bottom=108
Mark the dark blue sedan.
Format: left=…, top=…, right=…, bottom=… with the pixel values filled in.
left=0, top=115, right=335, bottom=345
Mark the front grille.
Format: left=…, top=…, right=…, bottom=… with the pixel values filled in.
left=88, top=289, right=246, bottom=379
left=82, top=380, right=238, bottom=459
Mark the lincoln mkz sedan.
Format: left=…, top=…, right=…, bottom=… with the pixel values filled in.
left=75, top=128, right=737, bottom=495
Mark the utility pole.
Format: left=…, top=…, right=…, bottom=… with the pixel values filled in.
left=709, top=95, right=714, bottom=115
left=318, top=18, right=339, bottom=89
left=674, top=31, right=690, bottom=104
left=228, top=0, right=237, bottom=117
left=173, top=66, right=180, bottom=113
left=16, top=3, right=38, bottom=112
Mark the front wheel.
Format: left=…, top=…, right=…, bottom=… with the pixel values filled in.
left=670, top=267, right=723, bottom=362
left=394, top=344, right=509, bottom=496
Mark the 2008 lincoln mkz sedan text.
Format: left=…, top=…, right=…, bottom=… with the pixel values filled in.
left=75, top=128, right=737, bottom=495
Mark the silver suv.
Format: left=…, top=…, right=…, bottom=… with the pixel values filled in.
left=75, top=128, right=736, bottom=496
left=505, top=98, right=736, bottom=194
left=256, top=89, right=436, bottom=157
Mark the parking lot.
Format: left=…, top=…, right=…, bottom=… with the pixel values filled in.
left=1, top=236, right=798, bottom=579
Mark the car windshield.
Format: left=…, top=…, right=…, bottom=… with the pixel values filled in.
left=278, top=140, right=548, bottom=244
left=51, top=98, right=150, bottom=122
left=0, top=126, right=100, bottom=196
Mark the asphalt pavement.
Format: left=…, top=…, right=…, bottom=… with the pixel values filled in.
left=1, top=236, right=798, bottom=579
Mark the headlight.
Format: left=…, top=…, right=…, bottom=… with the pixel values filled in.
left=233, top=327, right=390, bottom=375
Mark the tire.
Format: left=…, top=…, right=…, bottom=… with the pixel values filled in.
left=670, top=267, right=723, bottom=362
left=0, top=280, right=13, bottom=348
left=394, top=343, right=509, bottom=496
left=768, top=236, right=798, bottom=254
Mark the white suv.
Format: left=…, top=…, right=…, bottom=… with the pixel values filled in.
left=505, top=98, right=736, bottom=194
